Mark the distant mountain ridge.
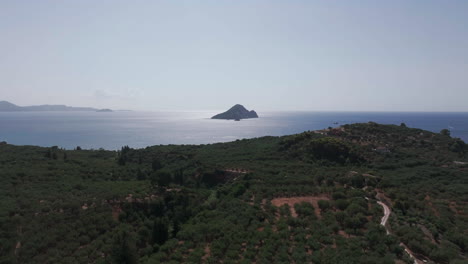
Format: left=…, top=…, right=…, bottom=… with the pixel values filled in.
left=0, top=101, right=111, bottom=112
left=211, top=104, right=258, bottom=120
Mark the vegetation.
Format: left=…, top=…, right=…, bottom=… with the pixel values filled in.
left=0, top=123, right=467, bottom=263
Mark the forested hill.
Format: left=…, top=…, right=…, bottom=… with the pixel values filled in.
left=1, top=123, right=467, bottom=263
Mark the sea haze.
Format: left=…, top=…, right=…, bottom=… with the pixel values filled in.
left=1, top=111, right=467, bottom=150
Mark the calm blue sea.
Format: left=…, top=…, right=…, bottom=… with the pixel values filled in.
left=1, top=111, right=467, bottom=150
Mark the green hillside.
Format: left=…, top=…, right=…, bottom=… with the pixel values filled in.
left=0, top=123, right=467, bottom=264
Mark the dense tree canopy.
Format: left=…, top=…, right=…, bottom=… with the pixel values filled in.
left=0, top=123, right=466, bottom=263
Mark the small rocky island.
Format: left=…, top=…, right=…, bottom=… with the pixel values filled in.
left=211, top=104, right=258, bottom=120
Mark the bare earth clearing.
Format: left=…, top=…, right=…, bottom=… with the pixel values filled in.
left=271, top=195, right=330, bottom=218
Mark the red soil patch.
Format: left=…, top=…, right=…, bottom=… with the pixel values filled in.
left=125, top=194, right=133, bottom=202
left=201, top=244, right=211, bottom=262
left=338, top=230, right=350, bottom=238
left=247, top=195, right=255, bottom=206
left=424, top=195, right=440, bottom=217
left=270, top=195, right=330, bottom=218
left=112, top=205, right=122, bottom=221
left=14, top=241, right=21, bottom=256
left=449, top=201, right=464, bottom=215
left=375, top=189, right=392, bottom=206
left=418, top=225, right=437, bottom=244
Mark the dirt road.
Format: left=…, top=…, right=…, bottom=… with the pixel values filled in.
left=376, top=198, right=421, bottom=264
left=377, top=201, right=391, bottom=234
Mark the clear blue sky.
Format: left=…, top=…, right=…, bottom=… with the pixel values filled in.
left=1, top=0, right=467, bottom=111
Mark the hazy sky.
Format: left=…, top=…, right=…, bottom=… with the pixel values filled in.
left=1, top=1, right=467, bottom=111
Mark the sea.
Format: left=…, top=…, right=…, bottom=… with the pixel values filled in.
left=1, top=111, right=467, bottom=150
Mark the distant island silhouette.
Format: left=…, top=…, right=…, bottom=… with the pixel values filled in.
left=211, top=104, right=258, bottom=120
left=0, top=101, right=112, bottom=112
left=96, top=109, right=113, bottom=112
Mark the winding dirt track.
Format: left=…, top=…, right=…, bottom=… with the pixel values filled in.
left=376, top=199, right=420, bottom=264
left=377, top=201, right=391, bottom=234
